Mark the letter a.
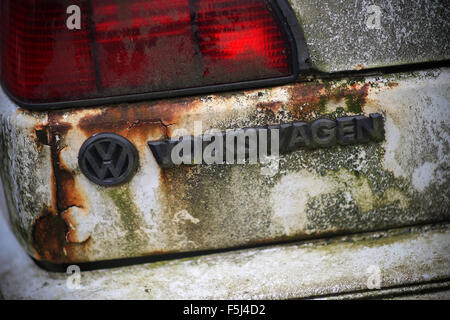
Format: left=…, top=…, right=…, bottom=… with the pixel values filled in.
left=67, top=5, right=81, bottom=30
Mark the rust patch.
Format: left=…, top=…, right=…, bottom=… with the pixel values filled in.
left=64, top=236, right=93, bottom=263
left=287, top=84, right=327, bottom=119
left=61, top=207, right=89, bottom=244
left=32, top=207, right=68, bottom=263
left=48, top=113, right=85, bottom=212
left=77, top=98, right=203, bottom=140
left=32, top=206, right=93, bottom=263
left=31, top=113, right=90, bottom=263
left=34, top=125, right=49, bottom=147
left=57, top=169, right=84, bottom=210
left=256, top=101, right=284, bottom=116
left=77, top=107, right=165, bottom=141
left=38, top=98, right=204, bottom=262
left=387, top=82, right=399, bottom=88
left=287, top=82, right=370, bottom=118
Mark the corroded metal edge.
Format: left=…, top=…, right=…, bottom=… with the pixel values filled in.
left=317, top=281, right=450, bottom=300
left=0, top=68, right=449, bottom=264
left=0, top=202, right=448, bottom=299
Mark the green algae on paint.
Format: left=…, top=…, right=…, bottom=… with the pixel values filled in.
left=344, top=93, right=363, bottom=113
left=106, top=185, right=149, bottom=254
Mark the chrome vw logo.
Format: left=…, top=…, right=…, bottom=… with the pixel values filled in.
left=78, top=133, right=138, bottom=186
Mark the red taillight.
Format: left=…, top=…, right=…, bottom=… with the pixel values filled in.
left=92, top=0, right=197, bottom=95
left=1, top=0, right=296, bottom=107
left=1, top=0, right=96, bottom=103
left=196, top=0, right=289, bottom=78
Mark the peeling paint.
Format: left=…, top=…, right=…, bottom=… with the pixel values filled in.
left=0, top=68, right=449, bottom=264
left=173, top=210, right=200, bottom=225
left=32, top=208, right=67, bottom=263
left=62, top=206, right=92, bottom=244
left=1, top=212, right=449, bottom=299
left=105, top=185, right=149, bottom=255
left=270, top=170, right=332, bottom=235
left=412, top=162, right=438, bottom=192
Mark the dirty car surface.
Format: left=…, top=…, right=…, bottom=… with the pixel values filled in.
left=0, top=0, right=449, bottom=299
left=1, top=70, right=449, bottom=265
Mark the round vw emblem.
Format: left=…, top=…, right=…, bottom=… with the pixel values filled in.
left=78, top=133, right=138, bottom=186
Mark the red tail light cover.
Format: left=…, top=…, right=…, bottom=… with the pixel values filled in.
left=1, top=0, right=298, bottom=109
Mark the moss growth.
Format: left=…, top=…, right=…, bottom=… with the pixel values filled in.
left=317, top=96, right=328, bottom=113
left=346, top=78, right=365, bottom=86
left=344, top=93, right=363, bottom=113
left=106, top=185, right=148, bottom=254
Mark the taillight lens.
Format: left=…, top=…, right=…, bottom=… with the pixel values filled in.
left=1, top=0, right=295, bottom=107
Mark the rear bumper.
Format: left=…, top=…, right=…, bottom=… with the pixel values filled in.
left=0, top=68, right=449, bottom=265
left=0, top=200, right=448, bottom=299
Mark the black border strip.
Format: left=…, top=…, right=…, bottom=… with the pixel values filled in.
left=32, top=221, right=448, bottom=273
left=310, top=59, right=450, bottom=80
left=273, top=0, right=311, bottom=70
left=0, top=0, right=304, bottom=111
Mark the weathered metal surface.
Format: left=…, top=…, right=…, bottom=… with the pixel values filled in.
left=289, top=0, right=450, bottom=71
left=323, top=281, right=450, bottom=300
left=0, top=92, right=53, bottom=256
left=0, top=206, right=449, bottom=299
left=0, top=68, right=449, bottom=264
left=391, top=289, right=450, bottom=300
